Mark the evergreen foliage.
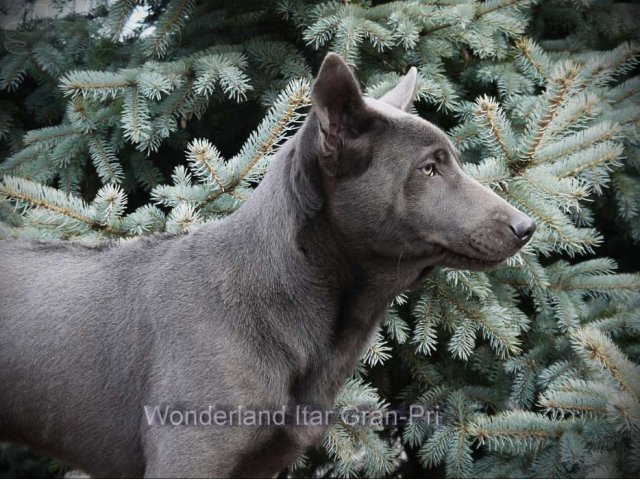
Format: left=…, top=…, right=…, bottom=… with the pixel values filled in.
left=1, top=0, right=638, bottom=477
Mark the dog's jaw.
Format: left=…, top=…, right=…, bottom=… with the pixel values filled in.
left=439, top=248, right=508, bottom=271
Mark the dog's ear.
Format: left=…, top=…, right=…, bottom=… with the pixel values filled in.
left=311, top=53, right=367, bottom=168
left=379, top=67, right=419, bottom=111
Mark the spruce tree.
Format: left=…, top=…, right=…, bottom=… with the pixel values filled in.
left=1, top=0, right=638, bottom=477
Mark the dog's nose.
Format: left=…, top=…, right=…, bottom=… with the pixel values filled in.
left=509, top=217, right=536, bottom=242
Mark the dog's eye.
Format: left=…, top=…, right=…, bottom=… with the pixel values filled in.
left=420, top=165, right=437, bottom=177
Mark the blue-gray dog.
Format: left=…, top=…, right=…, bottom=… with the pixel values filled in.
left=0, top=53, right=534, bottom=477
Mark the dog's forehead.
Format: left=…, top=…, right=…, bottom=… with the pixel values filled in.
left=364, top=97, right=408, bottom=119
left=364, top=97, right=454, bottom=149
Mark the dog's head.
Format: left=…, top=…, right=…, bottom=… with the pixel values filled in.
left=310, top=53, right=535, bottom=270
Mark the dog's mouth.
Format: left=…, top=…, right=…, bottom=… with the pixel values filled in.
left=440, top=249, right=507, bottom=271
left=396, top=243, right=511, bottom=271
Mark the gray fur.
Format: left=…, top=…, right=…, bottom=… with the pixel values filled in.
left=0, top=53, right=534, bottom=477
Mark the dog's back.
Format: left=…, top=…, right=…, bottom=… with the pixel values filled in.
left=0, top=239, right=161, bottom=475
left=0, top=222, right=311, bottom=476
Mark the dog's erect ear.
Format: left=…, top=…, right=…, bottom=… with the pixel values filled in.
left=311, top=53, right=366, bottom=153
left=379, top=67, right=419, bottom=112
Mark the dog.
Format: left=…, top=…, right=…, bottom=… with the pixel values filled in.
left=0, top=53, right=535, bottom=477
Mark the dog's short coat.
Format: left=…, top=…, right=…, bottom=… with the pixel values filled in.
left=0, top=53, right=534, bottom=477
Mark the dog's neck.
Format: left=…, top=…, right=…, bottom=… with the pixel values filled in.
left=219, top=115, right=431, bottom=406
